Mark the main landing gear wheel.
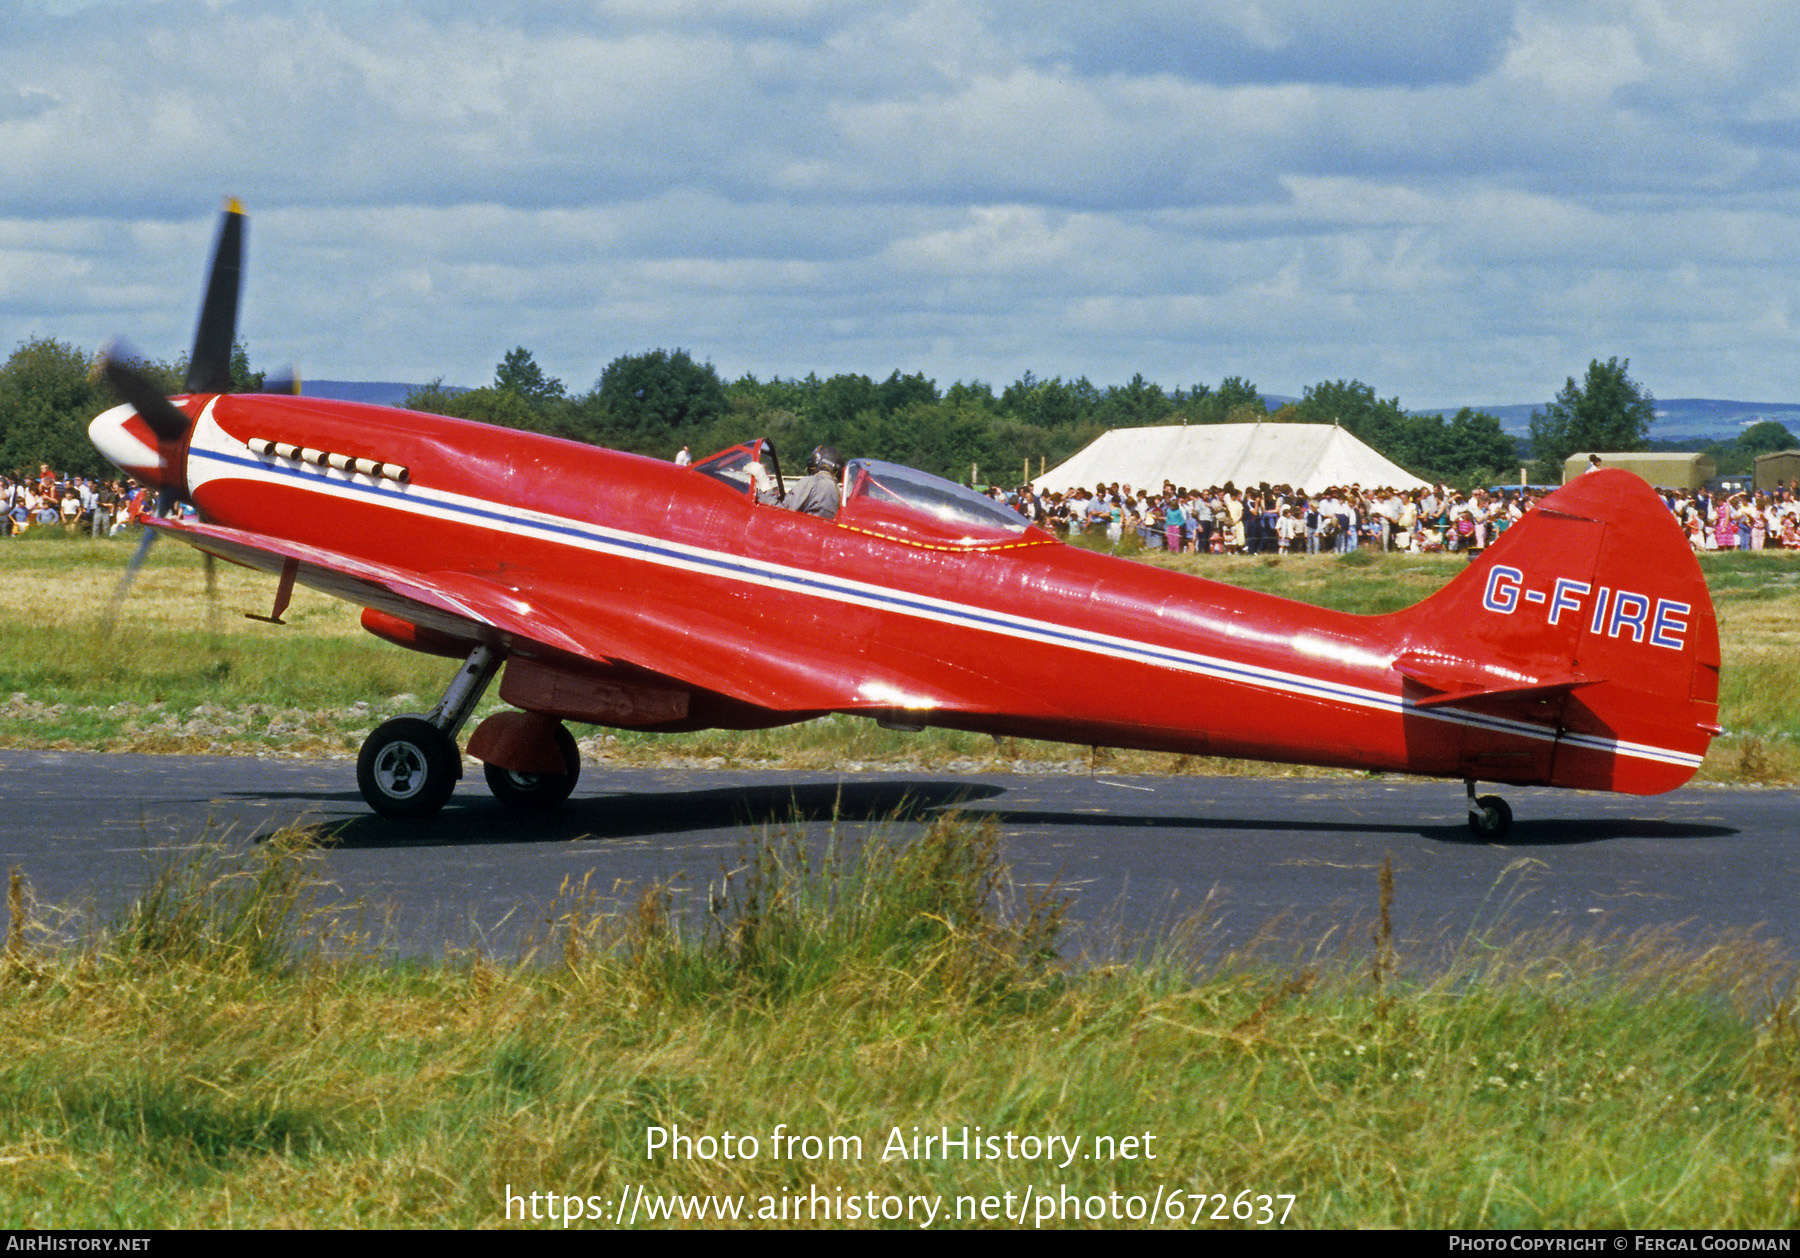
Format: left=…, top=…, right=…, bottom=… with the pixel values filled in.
left=484, top=723, right=581, bottom=811
left=1468, top=793, right=1512, bottom=840
left=358, top=717, right=461, bottom=820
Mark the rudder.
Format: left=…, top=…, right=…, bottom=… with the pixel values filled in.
left=1392, top=470, right=1719, bottom=794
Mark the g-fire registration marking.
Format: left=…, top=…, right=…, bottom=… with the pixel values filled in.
left=1481, top=565, right=1691, bottom=651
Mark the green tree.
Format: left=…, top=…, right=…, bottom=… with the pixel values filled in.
left=494, top=346, right=565, bottom=407
left=591, top=348, right=728, bottom=452
left=405, top=382, right=541, bottom=432
left=877, top=369, right=937, bottom=413
left=1738, top=419, right=1797, bottom=456
left=1215, top=376, right=1264, bottom=414
left=842, top=398, right=1002, bottom=483
left=0, top=337, right=112, bottom=478
left=1413, top=408, right=1522, bottom=487
left=813, top=373, right=878, bottom=434
left=1096, top=373, right=1174, bottom=428
left=1000, top=373, right=1101, bottom=430
left=733, top=372, right=821, bottom=418
left=228, top=341, right=265, bottom=392
left=1293, top=379, right=1420, bottom=467
left=407, top=376, right=609, bottom=446
left=1183, top=376, right=1266, bottom=424
left=1528, top=357, right=1656, bottom=479
left=401, top=378, right=465, bottom=414
left=1699, top=419, right=1798, bottom=476
left=1293, top=379, right=1398, bottom=429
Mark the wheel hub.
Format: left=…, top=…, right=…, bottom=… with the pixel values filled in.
left=373, top=741, right=427, bottom=798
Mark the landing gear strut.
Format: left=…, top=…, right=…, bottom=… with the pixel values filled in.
left=1466, top=779, right=1512, bottom=840
left=356, top=644, right=501, bottom=819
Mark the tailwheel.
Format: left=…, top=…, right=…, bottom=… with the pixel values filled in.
left=357, top=717, right=461, bottom=820
left=1466, top=781, right=1512, bottom=840
left=483, top=722, right=580, bottom=811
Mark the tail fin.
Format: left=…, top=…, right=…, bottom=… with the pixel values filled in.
left=1392, top=470, right=1719, bottom=794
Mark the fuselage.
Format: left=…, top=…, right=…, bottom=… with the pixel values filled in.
left=91, top=391, right=1719, bottom=794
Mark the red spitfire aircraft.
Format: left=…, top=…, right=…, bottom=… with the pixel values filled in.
left=91, top=203, right=1721, bottom=836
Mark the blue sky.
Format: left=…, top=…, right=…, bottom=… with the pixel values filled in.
left=4, top=0, right=1799, bottom=408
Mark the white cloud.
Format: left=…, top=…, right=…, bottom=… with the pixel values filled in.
left=1001, top=0, right=1520, bottom=86
left=5, top=0, right=1800, bottom=408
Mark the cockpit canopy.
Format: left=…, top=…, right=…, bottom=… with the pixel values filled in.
left=689, top=439, right=1040, bottom=548
left=841, top=459, right=1032, bottom=546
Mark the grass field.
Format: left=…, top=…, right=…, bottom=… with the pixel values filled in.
left=4, top=532, right=1799, bottom=1228
left=4, top=821, right=1799, bottom=1229
left=0, top=529, right=1793, bottom=783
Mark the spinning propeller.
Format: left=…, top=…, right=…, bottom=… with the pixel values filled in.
left=93, top=199, right=298, bottom=625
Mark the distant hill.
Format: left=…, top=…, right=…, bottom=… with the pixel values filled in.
left=1417, top=399, right=1800, bottom=444
left=1639, top=399, right=1800, bottom=443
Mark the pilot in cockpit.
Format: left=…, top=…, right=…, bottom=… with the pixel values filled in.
left=746, top=460, right=783, bottom=507
left=783, top=444, right=843, bottom=519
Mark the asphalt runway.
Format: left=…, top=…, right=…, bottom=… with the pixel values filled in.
left=4, top=749, right=1795, bottom=963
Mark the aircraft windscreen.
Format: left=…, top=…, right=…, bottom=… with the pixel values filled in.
left=691, top=439, right=782, bottom=498
left=847, top=460, right=1029, bottom=536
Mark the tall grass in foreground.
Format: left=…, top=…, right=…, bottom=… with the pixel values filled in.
left=3, top=822, right=1799, bottom=1229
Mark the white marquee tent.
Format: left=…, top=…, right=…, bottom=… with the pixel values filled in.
left=1032, top=422, right=1430, bottom=496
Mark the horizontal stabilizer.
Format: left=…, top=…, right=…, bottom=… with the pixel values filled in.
left=1392, top=651, right=1597, bottom=709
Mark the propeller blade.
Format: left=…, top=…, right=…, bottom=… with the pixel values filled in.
left=185, top=198, right=245, bottom=394
left=100, top=197, right=255, bottom=636
left=204, top=551, right=222, bottom=638
left=261, top=366, right=301, bottom=396
left=103, top=524, right=160, bottom=634
left=100, top=345, right=191, bottom=443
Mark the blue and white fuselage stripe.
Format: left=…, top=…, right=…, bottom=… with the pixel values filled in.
left=185, top=416, right=1704, bottom=772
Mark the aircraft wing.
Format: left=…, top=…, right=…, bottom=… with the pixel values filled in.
left=149, top=518, right=1005, bottom=717
left=151, top=518, right=600, bottom=658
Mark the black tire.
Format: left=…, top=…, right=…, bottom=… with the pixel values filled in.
left=483, top=723, right=580, bottom=811
left=357, top=717, right=460, bottom=819
left=1468, top=794, right=1512, bottom=840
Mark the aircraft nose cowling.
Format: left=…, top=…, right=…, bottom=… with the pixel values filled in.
left=89, top=401, right=174, bottom=485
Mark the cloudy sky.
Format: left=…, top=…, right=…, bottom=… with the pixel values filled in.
left=4, top=0, right=1799, bottom=408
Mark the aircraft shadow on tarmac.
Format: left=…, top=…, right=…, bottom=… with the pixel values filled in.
left=232, top=777, right=1737, bottom=850
left=1437, top=818, right=1739, bottom=846
left=282, top=779, right=1010, bottom=849
left=953, top=807, right=1736, bottom=847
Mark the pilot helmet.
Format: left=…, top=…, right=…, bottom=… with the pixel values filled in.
left=809, top=444, right=843, bottom=475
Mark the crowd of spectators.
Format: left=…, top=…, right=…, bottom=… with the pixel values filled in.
left=995, top=477, right=1800, bottom=556
left=1688, top=486, right=1800, bottom=552
left=10, top=456, right=1800, bottom=556
left=1, top=464, right=153, bottom=539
